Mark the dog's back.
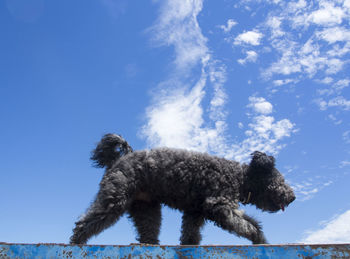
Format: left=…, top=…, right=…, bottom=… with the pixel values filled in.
left=109, top=148, right=243, bottom=211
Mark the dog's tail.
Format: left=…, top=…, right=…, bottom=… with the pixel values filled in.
left=91, top=133, right=133, bottom=169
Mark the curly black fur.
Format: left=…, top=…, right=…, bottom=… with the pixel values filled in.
left=70, top=133, right=295, bottom=245
left=90, top=134, right=133, bottom=169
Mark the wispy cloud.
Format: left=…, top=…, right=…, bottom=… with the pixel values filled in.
left=343, top=130, right=350, bottom=144
left=316, top=96, right=350, bottom=111
left=208, top=61, right=228, bottom=122
left=238, top=50, right=258, bottom=65
left=340, top=160, right=350, bottom=168
left=142, top=70, right=223, bottom=152
left=142, top=0, right=295, bottom=163
left=317, top=77, right=334, bottom=85
left=265, top=16, right=284, bottom=38
left=149, top=0, right=208, bottom=71
left=328, top=114, right=342, bottom=125
left=219, top=19, right=237, bottom=33
left=263, top=38, right=345, bottom=79
left=142, top=0, right=229, bottom=154
left=229, top=96, right=295, bottom=162
left=291, top=178, right=333, bottom=201
left=273, top=78, right=299, bottom=86
left=315, top=78, right=350, bottom=111
left=301, top=210, right=350, bottom=243
left=233, top=0, right=350, bottom=92
left=228, top=0, right=349, bottom=202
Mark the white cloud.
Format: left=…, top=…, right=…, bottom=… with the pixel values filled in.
left=315, top=76, right=350, bottom=111
left=273, top=119, right=295, bottom=139
left=345, top=0, right=350, bottom=9
left=325, top=58, right=344, bottom=74
left=301, top=210, right=350, bottom=243
left=247, top=96, right=273, bottom=114
left=230, top=116, right=294, bottom=162
left=247, top=115, right=275, bottom=138
left=263, top=44, right=302, bottom=78
left=143, top=73, right=226, bottom=152
left=150, top=0, right=208, bottom=70
left=264, top=35, right=347, bottom=79
left=317, top=77, right=334, bottom=85
left=219, top=19, right=237, bottom=33
left=307, top=2, right=345, bottom=26
left=266, top=16, right=284, bottom=38
left=317, top=27, right=350, bottom=44
left=228, top=96, right=295, bottom=162
left=287, top=0, right=307, bottom=12
left=315, top=96, right=350, bottom=111
left=328, top=96, right=350, bottom=110
left=248, top=0, right=350, bottom=96
left=345, top=0, right=350, bottom=8
left=208, top=62, right=228, bottom=121
left=234, top=30, right=263, bottom=46
left=238, top=50, right=258, bottom=65
left=317, top=78, right=350, bottom=96
left=327, top=42, right=350, bottom=57
left=315, top=98, right=328, bottom=110
left=273, top=78, right=298, bottom=86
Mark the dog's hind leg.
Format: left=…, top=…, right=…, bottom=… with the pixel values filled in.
left=70, top=172, right=131, bottom=244
left=203, top=197, right=267, bottom=244
left=128, top=200, right=162, bottom=244
left=180, top=212, right=205, bottom=245
left=241, top=213, right=267, bottom=244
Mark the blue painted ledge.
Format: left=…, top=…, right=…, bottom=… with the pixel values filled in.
left=1, top=242, right=349, bottom=259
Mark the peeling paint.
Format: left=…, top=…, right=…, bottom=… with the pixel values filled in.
left=0, top=243, right=349, bottom=258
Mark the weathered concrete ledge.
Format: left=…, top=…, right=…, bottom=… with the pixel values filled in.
left=1, top=242, right=349, bottom=258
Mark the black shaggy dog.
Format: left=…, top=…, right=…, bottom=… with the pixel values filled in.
left=70, top=134, right=295, bottom=245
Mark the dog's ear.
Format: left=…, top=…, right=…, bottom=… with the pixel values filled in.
left=250, top=151, right=275, bottom=172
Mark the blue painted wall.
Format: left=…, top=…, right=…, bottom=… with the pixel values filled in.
left=1, top=243, right=349, bottom=258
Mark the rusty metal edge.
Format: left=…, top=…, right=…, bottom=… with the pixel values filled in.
left=1, top=242, right=350, bottom=247
left=1, top=242, right=350, bottom=259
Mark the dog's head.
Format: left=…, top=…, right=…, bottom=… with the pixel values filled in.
left=243, top=151, right=295, bottom=213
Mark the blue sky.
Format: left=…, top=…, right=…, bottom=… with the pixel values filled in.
left=1, top=0, right=350, bottom=245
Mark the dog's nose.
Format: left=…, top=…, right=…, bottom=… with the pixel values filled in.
left=289, top=194, right=296, bottom=204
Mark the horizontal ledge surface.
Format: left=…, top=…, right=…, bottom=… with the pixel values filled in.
left=1, top=242, right=350, bottom=258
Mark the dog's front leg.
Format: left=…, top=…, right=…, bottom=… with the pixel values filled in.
left=70, top=173, right=130, bottom=244
left=241, top=213, right=267, bottom=244
left=203, top=197, right=267, bottom=244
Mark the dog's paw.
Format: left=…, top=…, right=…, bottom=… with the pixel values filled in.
left=252, top=232, right=268, bottom=245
